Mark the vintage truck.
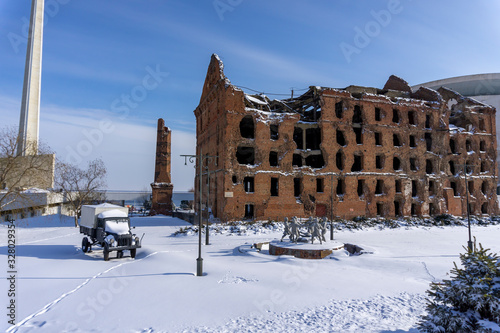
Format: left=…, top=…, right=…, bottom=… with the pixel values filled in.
left=79, top=203, right=141, bottom=261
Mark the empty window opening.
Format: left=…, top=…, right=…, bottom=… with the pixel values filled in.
left=336, top=130, right=346, bottom=146
left=426, top=159, right=433, bottom=174
left=425, top=133, right=432, bottom=151
left=449, top=160, right=456, bottom=175
left=336, top=151, right=345, bottom=170
left=270, top=124, right=279, bottom=140
left=412, top=180, right=417, bottom=197
left=480, top=141, right=486, bottom=152
left=408, top=111, right=416, bottom=125
left=409, top=135, right=416, bottom=148
left=240, top=116, right=255, bottom=138
left=429, top=180, right=435, bottom=196
left=395, top=179, right=402, bottom=193
left=335, top=101, right=343, bottom=119
left=392, top=109, right=400, bottom=123
left=394, top=201, right=401, bottom=216
left=375, top=180, right=384, bottom=194
left=481, top=203, right=488, bottom=214
left=336, top=178, right=345, bottom=196
left=450, top=138, right=457, bottom=154
left=308, top=194, right=316, bottom=203
left=375, top=107, right=382, bottom=121
left=232, top=175, right=237, bottom=184
left=293, top=127, right=303, bottom=150
left=429, top=203, right=435, bottom=216
left=481, top=161, right=487, bottom=172
left=468, top=181, right=474, bottom=195
left=294, top=178, right=302, bottom=197
left=354, top=127, right=363, bottom=144
left=244, top=177, right=254, bottom=193
left=393, top=134, right=401, bottom=147
left=451, top=181, right=458, bottom=196
left=425, top=114, right=431, bottom=128
left=236, top=146, right=255, bottom=165
left=376, top=155, right=385, bottom=169
left=292, top=154, right=302, bottom=167
left=353, top=105, right=362, bottom=123
left=357, top=179, right=365, bottom=197
left=410, top=157, right=417, bottom=171
left=271, top=178, right=279, bottom=197
left=316, top=178, right=324, bottom=193
left=411, top=204, right=417, bottom=216
left=244, top=204, right=254, bottom=219
left=466, top=162, right=473, bottom=174
left=269, top=151, right=278, bottom=167
left=481, top=181, right=488, bottom=195
left=305, top=154, right=325, bottom=168
left=375, top=132, right=382, bottom=146
left=376, top=202, right=384, bottom=216
left=306, top=127, right=321, bottom=150
left=466, top=139, right=473, bottom=152
left=479, top=118, right=486, bottom=131
left=351, top=154, right=363, bottom=172
left=393, top=157, right=401, bottom=171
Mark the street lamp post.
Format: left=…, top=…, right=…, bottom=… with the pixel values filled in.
left=205, top=167, right=210, bottom=246
left=181, top=151, right=218, bottom=276
left=463, top=163, right=473, bottom=251
left=330, top=173, right=334, bottom=240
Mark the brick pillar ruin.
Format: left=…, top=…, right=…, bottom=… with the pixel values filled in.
left=150, top=118, right=174, bottom=215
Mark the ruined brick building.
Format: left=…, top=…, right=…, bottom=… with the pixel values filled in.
left=194, top=54, right=498, bottom=222
left=150, top=118, right=173, bottom=215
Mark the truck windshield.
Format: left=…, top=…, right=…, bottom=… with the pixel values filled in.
left=104, top=218, right=130, bottom=235
left=107, top=218, right=129, bottom=223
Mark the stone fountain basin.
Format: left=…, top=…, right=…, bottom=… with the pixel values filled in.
left=268, top=240, right=344, bottom=259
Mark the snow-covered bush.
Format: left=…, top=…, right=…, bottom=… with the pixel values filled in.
left=433, top=214, right=455, bottom=226
left=418, top=242, right=500, bottom=332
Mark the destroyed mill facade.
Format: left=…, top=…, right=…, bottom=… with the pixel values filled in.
left=193, top=54, right=498, bottom=222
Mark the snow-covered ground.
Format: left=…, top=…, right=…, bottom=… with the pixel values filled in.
left=1, top=215, right=500, bottom=333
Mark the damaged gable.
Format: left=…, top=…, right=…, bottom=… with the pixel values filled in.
left=199, top=53, right=231, bottom=104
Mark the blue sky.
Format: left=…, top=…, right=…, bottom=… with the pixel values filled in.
left=1, top=0, right=499, bottom=191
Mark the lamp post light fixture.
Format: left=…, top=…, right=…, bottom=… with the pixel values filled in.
left=181, top=151, right=218, bottom=277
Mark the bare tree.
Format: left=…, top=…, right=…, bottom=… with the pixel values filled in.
left=55, top=158, right=107, bottom=226
left=0, top=127, right=55, bottom=213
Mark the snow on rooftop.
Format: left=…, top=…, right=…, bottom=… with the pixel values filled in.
left=245, top=94, right=268, bottom=105
left=98, top=209, right=129, bottom=219
left=22, top=188, right=50, bottom=194
left=86, top=203, right=124, bottom=209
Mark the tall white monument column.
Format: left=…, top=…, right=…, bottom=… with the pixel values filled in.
left=17, top=0, right=44, bottom=156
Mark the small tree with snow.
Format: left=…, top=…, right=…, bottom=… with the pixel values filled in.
left=418, top=242, right=500, bottom=332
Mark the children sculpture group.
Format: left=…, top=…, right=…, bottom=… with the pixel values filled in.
left=281, top=217, right=328, bottom=244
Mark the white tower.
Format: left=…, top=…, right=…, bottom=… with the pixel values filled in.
left=17, top=0, right=44, bottom=156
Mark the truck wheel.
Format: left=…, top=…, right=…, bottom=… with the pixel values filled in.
left=82, top=237, right=89, bottom=253
left=130, top=248, right=136, bottom=259
left=103, top=243, right=110, bottom=261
